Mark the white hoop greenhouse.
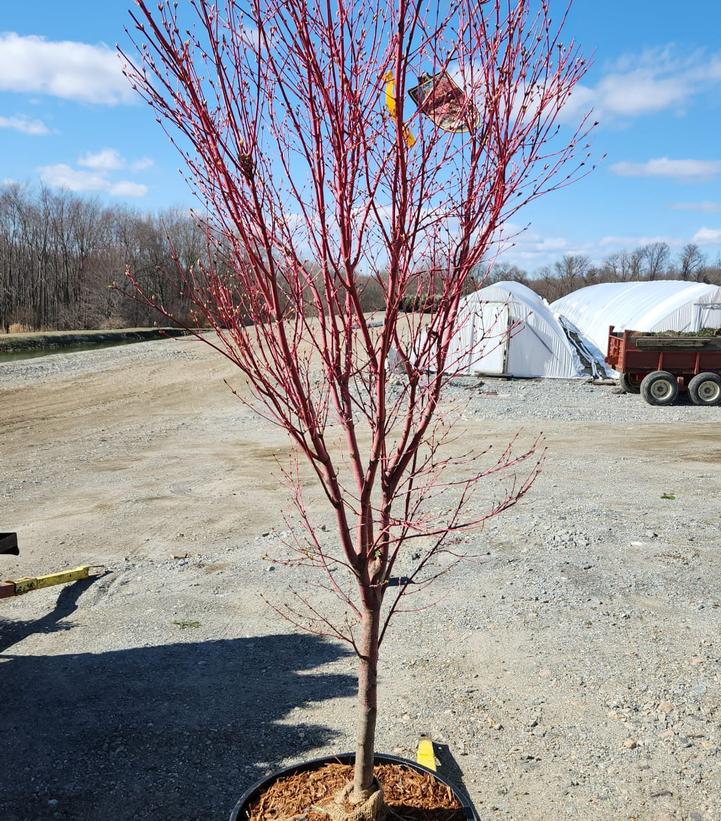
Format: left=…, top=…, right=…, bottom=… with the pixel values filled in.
left=447, top=280, right=607, bottom=378
left=551, top=280, right=721, bottom=354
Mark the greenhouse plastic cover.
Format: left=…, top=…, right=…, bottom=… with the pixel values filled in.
left=552, top=280, right=721, bottom=354
left=449, top=280, right=592, bottom=378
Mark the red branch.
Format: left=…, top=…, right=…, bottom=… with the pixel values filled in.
left=121, top=0, right=592, bottom=797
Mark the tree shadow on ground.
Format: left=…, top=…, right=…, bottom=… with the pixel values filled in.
left=0, top=585, right=355, bottom=821
left=0, top=576, right=97, bottom=653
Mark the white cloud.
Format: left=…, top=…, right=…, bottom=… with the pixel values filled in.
left=672, top=201, right=721, bottom=213
left=610, top=158, right=721, bottom=182
left=508, top=236, right=570, bottom=259
left=38, top=163, right=147, bottom=198
left=109, top=180, right=148, bottom=197
left=692, top=227, right=721, bottom=245
left=595, top=72, right=686, bottom=117
left=497, top=223, right=721, bottom=271
left=494, top=225, right=721, bottom=270
left=40, top=147, right=152, bottom=198
left=565, top=47, right=721, bottom=123
left=493, top=224, right=573, bottom=265
left=598, top=234, right=678, bottom=249
left=78, top=148, right=125, bottom=172
left=0, top=114, right=50, bottom=136
left=77, top=149, right=154, bottom=175
left=0, top=33, right=132, bottom=105
left=131, top=157, right=154, bottom=172
left=39, top=164, right=107, bottom=193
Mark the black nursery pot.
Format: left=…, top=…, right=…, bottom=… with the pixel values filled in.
left=229, top=752, right=478, bottom=820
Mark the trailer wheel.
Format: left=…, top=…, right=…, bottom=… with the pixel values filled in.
left=688, top=372, right=721, bottom=406
left=641, top=370, right=678, bottom=406
left=619, top=373, right=641, bottom=394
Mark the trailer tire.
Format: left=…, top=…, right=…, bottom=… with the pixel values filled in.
left=688, top=372, right=721, bottom=406
left=619, top=373, right=641, bottom=394
left=641, top=371, right=678, bottom=406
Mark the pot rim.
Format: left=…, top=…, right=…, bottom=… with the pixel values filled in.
left=229, top=751, right=477, bottom=821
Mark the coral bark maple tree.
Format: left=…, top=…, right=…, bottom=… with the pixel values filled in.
left=123, top=0, right=592, bottom=810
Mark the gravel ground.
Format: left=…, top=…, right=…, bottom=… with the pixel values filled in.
left=1, top=337, right=720, bottom=821
left=446, top=375, right=721, bottom=424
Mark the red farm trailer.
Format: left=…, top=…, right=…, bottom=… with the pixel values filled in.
left=606, top=326, right=721, bottom=406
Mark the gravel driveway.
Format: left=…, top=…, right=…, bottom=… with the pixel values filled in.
left=1, top=337, right=720, bottom=820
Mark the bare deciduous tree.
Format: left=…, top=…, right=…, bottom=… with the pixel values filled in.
left=678, top=243, right=706, bottom=282
left=554, top=253, right=591, bottom=286
left=121, top=0, right=593, bottom=810
left=639, top=241, right=670, bottom=281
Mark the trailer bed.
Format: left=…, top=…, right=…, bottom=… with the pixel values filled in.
left=606, top=327, right=721, bottom=406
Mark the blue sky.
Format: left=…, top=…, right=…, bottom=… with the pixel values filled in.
left=1, top=0, right=720, bottom=271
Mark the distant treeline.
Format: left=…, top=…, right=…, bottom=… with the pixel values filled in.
left=489, top=242, right=721, bottom=305
left=0, top=184, right=386, bottom=332
left=2, top=184, right=720, bottom=331
left=0, top=184, right=203, bottom=332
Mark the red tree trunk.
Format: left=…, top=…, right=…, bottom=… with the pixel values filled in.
left=353, top=605, right=381, bottom=800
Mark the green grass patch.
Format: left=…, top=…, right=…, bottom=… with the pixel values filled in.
left=172, top=619, right=201, bottom=629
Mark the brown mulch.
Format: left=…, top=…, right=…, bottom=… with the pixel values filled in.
left=245, top=762, right=466, bottom=821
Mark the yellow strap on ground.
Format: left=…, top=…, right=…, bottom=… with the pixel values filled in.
left=12, top=566, right=92, bottom=596
left=416, top=736, right=437, bottom=771
left=383, top=72, right=416, bottom=148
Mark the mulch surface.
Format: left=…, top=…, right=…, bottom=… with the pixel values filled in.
left=245, top=762, right=466, bottom=820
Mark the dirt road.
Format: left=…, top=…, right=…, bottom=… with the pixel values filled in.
left=1, top=336, right=720, bottom=820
